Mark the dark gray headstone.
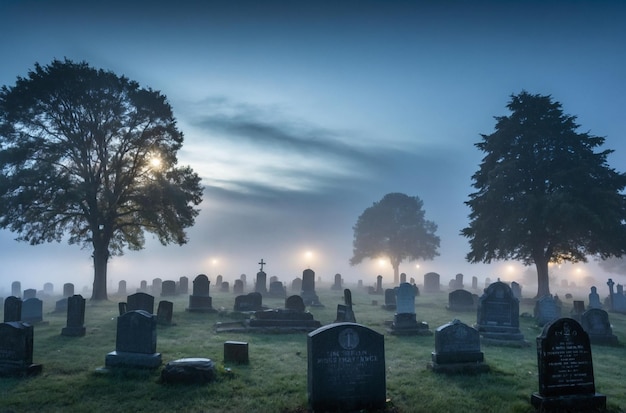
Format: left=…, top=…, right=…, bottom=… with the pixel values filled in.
left=161, top=358, right=216, bottom=384
left=475, top=281, right=526, bottom=346
left=268, top=281, right=286, bottom=298
left=395, top=283, right=415, bottom=314
left=291, top=277, right=302, bottom=292
left=156, top=300, right=174, bottom=326
left=4, top=296, right=22, bottom=322
left=234, top=292, right=263, bottom=312
left=285, top=295, right=306, bottom=312
left=331, top=273, right=342, bottom=290
left=0, top=322, right=42, bottom=376
left=151, top=278, right=162, bottom=296
left=11, top=281, right=21, bottom=298
left=511, top=281, right=522, bottom=300
left=22, top=298, right=43, bottom=324
left=62, top=295, right=86, bottom=337
left=382, top=288, right=397, bottom=310
left=233, top=279, right=244, bottom=295
left=255, top=271, right=267, bottom=294
left=580, top=308, right=619, bottom=346
left=186, top=274, right=214, bottom=313
left=23, top=289, right=36, bottom=300
left=161, top=280, right=176, bottom=297
left=216, top=275, right=223, bottom=290
left=307, top=323, right=386, bottom=412
left=335, top=289, right=356, bottom=323
left=178, top=276, right=189, bottom=295
left=105, top=310, right=161, bottom=369
left=534, top=295, right=562, bottom=327
left=43, top=283, right=54, bottom=295
left=301, top=269, right=322, bottom=307
left=192, top=274, right=210, bottom=296
left=587, top=286, right=602, bottom=309
left=127, top=292, right=155, bottom=314
left=220, top=281, right=229, bottom=293
left=447, top=289, right=476, bottom=312
left=63, top=283, right=75, bottom=298
left=117, top=280, right=127, bottom=296
left=431, top=319, right=484, bottom=366
left=423, top=272, right=440, bottom=293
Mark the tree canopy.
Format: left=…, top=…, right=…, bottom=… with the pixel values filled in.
left=462, top=91, right=626, bottom=297
left=0, top=59, right=203, bottom=300
left=350, top=192, right=440, bottom=284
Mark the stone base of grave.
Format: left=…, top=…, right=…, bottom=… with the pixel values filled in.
left=388, top=314, right=432, bottom=336
left=431, top=351, right=484, bottom=364
left=248, top=319, right=322, bottom=328
left=427, top=361, right=489, bottom=374
left=160, top=358, right=216, bottom=384
left=301, top=291, right=324, bottom=307
left=475, top=324, right=529, bottom=347
left=0, top=362, right=43, bottom=377
left=61, top=326, right=86, bottom=337
left=224, top=341, right=249, bottom=364
left=186, top=296, right=217, bottom=313
left=105, top=351, right=162, bottom=369
left=530, top=392, right=606, bottom=412
left=588, top=334, right=619, bottom=346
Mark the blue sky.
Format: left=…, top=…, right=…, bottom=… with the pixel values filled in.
left=1, top=0, right=625, bottom=294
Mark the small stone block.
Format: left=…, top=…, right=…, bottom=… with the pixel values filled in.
left=224, top=341, right=249, bottom=364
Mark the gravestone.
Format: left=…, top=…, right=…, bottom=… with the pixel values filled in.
left=382, top=288, right=397, bottom=310
left=138, top=280, right=148, bottom=293
left=4, top=296, right=22, bottom=322
left=178, top=276, right=189, bottom=295
left=587, top=286, right=602, bottom=309
left=270, top=276, right=278, bottom=285
left=534, top=295, right=562, bottom=327
left=301, top=269, right=323, bottom=307
left=331, top=273, right=342, bottom=291
left=22, top=298, right=43, bottom=324
left=105, top=310, right=162, bottom=369
left=117, top=280, right=127, bottom=296
left=233, top=279, right=244, bottom=295
left=531, top=318, right=606, bottom=412
left=611, top=284, right=626, bottom=313
left=161, top=358, right=217, bottom=384
left=291, top=277, right=302, bottom=292
left=471, top=276, right=478, bottom=290
left=375, top=275, right=383, bottom=294
left=156, top=300, right=174, bottom=326
left=63, top=283, right=75, bottom=298
left=484, top=277, right=491, bottom=287
left=54, top=297, right=68, bottom=313
left=118, top=302, right=127, bottom=316
left=389, top=282, right=430, bottom=335
left=423, top=272, right=440, bottom=293
left=240, top=273, right=247, bottom=288
left=307, top=323, right=386, bottom=412
left=151, top=278, right=162, bottom=296
left=429, top=319, right=487, bottom=373
left=285, top=295, right=306, bottom=312
left=249, top=295, right=320, bottom=330
left=186, top=274, right=215, bottom=313
left=580, top=308, right=619, bottom=346
left=400, top=272, right=407, bottom=284
left=23, top=289, right=36, bottom=299
left=268, top=281, right=286, bottom=298
left=161, top=280, right=177, bottom=297
left=62, top=295, right=86, bottom=337
left=335, top=289, right=356, bottom=323
left=43, top=282, right=54, bottom=296
left=234, top=292, right=263, bottom=312
left=220, top=281, right=229, bottom=293
left=510, top=281, right=522, bottom=300
left=255, top=271, right=267, bottom=294
left=224, top=341, right=249, bottom=364
left=0, top=322, right=42, bottom=376
left=474, top=281, right=527, bottom=346
left=447, top=289, right=476, bottom=312
left=11, top=281, right=21, bottom=297
left=450, top=273, right=463, bottom=289
left=127, top=292, right=155, bottom=314
left=216, top=275, right=223, bottom=290
left=571, top=300, right=586, bottom=322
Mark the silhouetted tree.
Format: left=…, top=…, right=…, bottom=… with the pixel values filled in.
left=462, top=91, right=626, bottom=298
left=0, top=59, right=203, bottom=300
left=350, top=193, right=440, bottom=284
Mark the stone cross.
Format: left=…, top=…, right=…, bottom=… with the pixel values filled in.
left=258, top=259, right=266, bottom=271
left=607, top=278, right=615, bottom=310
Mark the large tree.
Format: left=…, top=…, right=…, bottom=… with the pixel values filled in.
left=462, top=91, right=626, bottom=298
left=0, top=59, right=203, bottom=300
left=350, top=192, right=440, bottom=284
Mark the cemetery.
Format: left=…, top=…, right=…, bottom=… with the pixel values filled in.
left=1, top=276, right=626, bottom=412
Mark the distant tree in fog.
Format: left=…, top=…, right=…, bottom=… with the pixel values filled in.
left=597, top=256, right=626, bottom=275
left=350, top=192, right=440, bottom=284
left=0, top=59, right=203, bottom=300
left=462, top=91, right=626, bottom=298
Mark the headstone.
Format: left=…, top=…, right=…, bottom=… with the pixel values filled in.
left=63, top=283, right=75, bottom=298
left=161, top=280, right=176, bottom=297
left=117, top=280, right=127, bottom=296
left=510, top=281, right=522, bottom=300
left=118, top=302, right=127, bottom=316
left=23, top=289, right=36, bottom=300
left=178, top=276, right=189, bottom=295
left=335, top=289, right=356, bottom=323
left=301, top=269, right=323, bottom=307
left=127, top=292, right=155, bottom=314
left=531, top=318, right=606, bottom=411
left=400, top=272, right=407, bottom=284
left=224, top=341, right=249, bottom=364
left=587, top=286, right=602, bottom=309
left=4, top=296, right=22, bottom=322
left=357, top=279, right=363, bottom=289
left=220, top=281, right=229, bottom=293
left=268, top=281, right=286, bottom=298
left=285, top=295, right=306, bottom=312
left=453, top=273, right=464, bottom=289
left=21, top=298, right=43, bottom=324
left=0, top=322, right=42, bottom=376
left=484, top=277, right=491, bottom=287
left=61, top=295, right=86, bottom=337
left=423, top=272, right=440, bottom=293
left=216, top=275, right=223, bottom=289
left=291, top=277, right=302, bottom=292
left=307, top=323, right=386, bottom=412
left=233, top=279, right=244, bottom=295
left=534, top=295, right=562, bottom=327
left=474, top=281, right=527, bottom=346
left=43, top=282, right=54, bottom=296
left=611, top=284, right=626, bottom=313
left=156, top=300, right=174, bottom=326
left=269, top=275, right=278, bottom=284
left=249, top=295, right=321, bottom=330
left=186, top=274, right=215, bottom=313
left=240, top=273, right=247, bottom=287
left=105, top=310, right=162, bottom=369
left=139, top=280, right=148, bottom=293
left=375, top=275, right=383, bottom=294
left=160, top=358, right=217, bottom=384
left=429, top=319, right=487, bottom=373
left=580, top=308, right=619, bottom=346
left=606, top=278, right=615, bottom=311
left=331, top=273, right=342, bottom=290
left=382, top=288, right=397, bottom=310
left=54, top=298, right=68, bottom=313
left=151, top=278, right=162, bottom=296
left=11, top=281, right=21, bottom=298
left=389, top=282, right=430, bottom=335
left=447, top=289, right=476, bottom=312
left=234, top=292, right=263, bottom=312
left=255, top=271, right=267, bottom=294
left=471, top=276, right=478, bottom=290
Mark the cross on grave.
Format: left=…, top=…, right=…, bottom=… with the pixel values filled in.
left=258, top=259, right=266, bottom=271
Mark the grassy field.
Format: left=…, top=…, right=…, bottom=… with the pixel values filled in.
left=0, top=283, right=625, bottom=413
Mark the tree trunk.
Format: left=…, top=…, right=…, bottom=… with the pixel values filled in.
left=91, top=245, right=109, bottom=300
left=391, top=260, right=400, bottom=285
left=535, top=258, right=551, bottom=298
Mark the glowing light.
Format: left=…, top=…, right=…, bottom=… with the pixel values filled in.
left=149, top=156, right=162, bottom=169
left=378, top=258, right=386, bottom=267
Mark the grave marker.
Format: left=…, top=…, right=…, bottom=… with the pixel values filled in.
left=61, top=295, right=86, bottom=337
left=105, top=310, right=161, bottom=369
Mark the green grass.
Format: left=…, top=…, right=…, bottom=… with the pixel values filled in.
left=1, top=286, right=625, bottom=413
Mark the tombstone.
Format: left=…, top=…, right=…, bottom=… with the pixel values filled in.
left=63, top=283, right=75, bottom=298
left=447, top=289, right=476, bottom=312
left=357, top=279, right=363, bottom=289
left=224, top=341, right=249, bottom=364
left=220, top=281, right=230, bottom=293
left=4, top=296, right=22, bottom=322
left=216, top=275, right=223, bottom=290
left=156, top=300, right=174, bottom=326
left=11, top=281, right=21, bottom=298
left=105, top=310, right=162, bottom=369
left=531, top=318, right=606, bottom=412
left=127, top=292, right=155, bottom=314
left=161, top=358, right=217, bottom=384
left=428, top=319, right=487, bottom=373
left=0, top=322, right=42, bottom=376
left=471, top=276, right=478, bottom=290
left=452, top=273, right=464, bottom=289
left=178, top=276, right=189, bottom=295
left=21, top=298, right=43, bottom=324
left=151, top=278, right=162, bottom=296
left=233, top=279, right=244, bottom=295
left=510, top=281, right=522, bottom=300
left=61, top=295, right=86, bottom=337
left=186, top=274, right=215, bottom=313
left=23, top=289, right=36, bottom=300
left=240, top=273, right=247, bottom=287
left=605, top=278, right=615, bottom=311
left=580, top=308, right=619, bottom=346
left=484, top=277, right=491, bottom=287
left=234, top=292, right=264, bottom=312
left=423, top=272, right=440, bottom=293
left=382, top=288, right=397, bottom=310
left=118, top=302, right=127, bottom=316
left=301, top=269, right=323, bottom=307
left=389, top=282, right=430, bottom=335
left=161, top=280, right=177, bottom=297
left=474, top=281, right=527, bottom=346
left=138, top=280, right=148, bottom=293
left=335, top=289, right=356, bottom=323
left=255, top=271, right=267, bottom=294
left=117, top=280, right=127, bottom=296
left=55, top=296, right=68, bottom=313
left=285, top=295, right=306, bottom=312
left=331, top=273, right=342, bottom=290
left=534, top=295, right=562, bottom=327
left=43, top=282, right=54, bottom=296
left=268, top=281, right=286, bottom=298
left=269, top=276, right=278, bottom=285
left=249, top=294, right=321, bottom=330
left=571, top=300, right=586, bottom=322
left=611, top=284, right=626, bottom=313
left=307, top=323, right=386, bottom=412
left=400, top=272, right=407, bottom=284
left=587, top=286, right=602, bottom=309
left=291, top=277, right=302, bottom=292
left=375, top=275, right=383, bottom=294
